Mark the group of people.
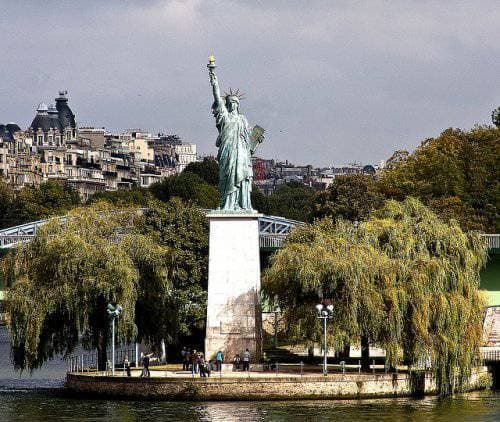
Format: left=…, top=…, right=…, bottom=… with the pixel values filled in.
left=181, top=347, right=252, bottom=375
left=120, top=352, right=154, bottom=377
left=181, top=348, right=215, bottom=377
left=232, top=349, right=251, bottom=371
left=120, top=347, right=253, bottom=378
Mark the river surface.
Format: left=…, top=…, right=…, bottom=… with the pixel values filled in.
left=1, top=327, right=500, bottom=421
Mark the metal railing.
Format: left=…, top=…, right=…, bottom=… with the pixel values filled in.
left=483, top=234, right=500, bottom=250
left=67, top=347, right=137, bottom=375
left=481, top=349, right=500, bottom=362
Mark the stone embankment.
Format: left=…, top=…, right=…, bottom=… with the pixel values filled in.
left=66, top=368, right=491, bottom=401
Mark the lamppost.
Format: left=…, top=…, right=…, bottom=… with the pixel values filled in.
left=107, top=303, right=123, bottom=376
left=316, top=303, right=333, bottom=376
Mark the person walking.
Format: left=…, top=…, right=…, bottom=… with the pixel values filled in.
left=191, top=349, right=198, bottom=375
left=215, top=350, right=224, bottom=372
left=242, top=348, right=251, bottom=372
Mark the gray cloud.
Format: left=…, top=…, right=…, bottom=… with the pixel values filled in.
left=0, top=0, right=498, bottom=166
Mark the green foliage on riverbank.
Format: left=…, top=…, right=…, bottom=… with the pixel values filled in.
left=263, top=198, right=488, bottom=396
left=378, top=126, right=499, bottom=232
left=2, top=200, right=208, bottom=371
left=0, top=180, right=81, bottom=229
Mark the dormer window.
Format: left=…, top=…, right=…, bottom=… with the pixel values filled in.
left=37, top=135, right=43, bottom=145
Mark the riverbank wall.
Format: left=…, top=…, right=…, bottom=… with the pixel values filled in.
left=66, top=368, right=491, bottom=401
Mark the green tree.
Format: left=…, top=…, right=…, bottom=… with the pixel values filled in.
left=139, top=198, right=209, bottom=346
left=312, top=174, right=384, bottom=222
left=0, top=180, right=14, bottom=228
left=251, top=185, right=271, bottom=214
left=378, top=126, right=500, bottom=232
left=8, top=181, right=81, bottom=225
left=3, top=200, right=209, bottom=371
left=149, top=172, right=219, bottom=209
left=263, top=198, right=487, bottom=396
left=88, top=187, right=152, bottom=207
left=267, top=181, right=315, bottom=221
left=3, top=204, right=143, bottom=371
left=183, top=158, right=219, bottom=186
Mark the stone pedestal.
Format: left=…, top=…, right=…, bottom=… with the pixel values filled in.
left=204, top=213, right=262, bottom=363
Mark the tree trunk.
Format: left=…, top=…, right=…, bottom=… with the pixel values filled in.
left=361, top=336, right=370, bottom=372
left=307, top=345, right=314, bottom=363
left=97, top=333, right=107, bottom=371
left=339, top=343, right=350, bottom=360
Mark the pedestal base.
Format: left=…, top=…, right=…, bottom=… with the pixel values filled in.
left=204, top=213, right=262, bottom=363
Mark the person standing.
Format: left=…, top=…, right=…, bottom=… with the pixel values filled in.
left=123, top=354, right=131, bottom=377
left=181, top=347, right=187, bottom=369
left=182, top=347, right=190, bottom=371
left=233, top=354, right=241, bottom=371
left=243, top=348, right=251, bottom=372
left=215, top=350, right=224, bottom=372
left=142, top=353, right=151, bottom=378
left=191, top=349, right=198, bottom=375
left=206, top=360, right=213, bottom=377
left=198, top=353, right=206, bottom=378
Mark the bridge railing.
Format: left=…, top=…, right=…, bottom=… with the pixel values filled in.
left=0, top=235, right=34, bottom=248
left=483, top=234, right=500, bottom=250
left=1, top=216, right=498, bottom=252
left=481, top=348, right=500, bottom=363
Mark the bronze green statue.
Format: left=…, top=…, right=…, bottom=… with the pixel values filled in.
left=208, top=55, right=265, bottom=211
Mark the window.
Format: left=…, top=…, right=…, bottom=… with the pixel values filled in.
left=37, top=135, right=43, bottom=145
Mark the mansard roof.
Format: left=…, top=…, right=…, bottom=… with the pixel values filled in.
left=30, top=91, right=76, bottom=132
left=0, top=123, right=21, bottom=141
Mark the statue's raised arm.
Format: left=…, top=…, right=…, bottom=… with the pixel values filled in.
left=208, top=55, right=223, bottom=108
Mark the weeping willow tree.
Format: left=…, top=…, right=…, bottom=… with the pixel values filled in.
left=2, top=201, right=195, bottom=371
left=263, top=197, right=487, bottom=396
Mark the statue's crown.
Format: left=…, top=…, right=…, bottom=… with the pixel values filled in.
left=224, top=88, right=245, bottom=101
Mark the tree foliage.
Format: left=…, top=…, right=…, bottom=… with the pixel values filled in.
left=149, top=172, right=219, bottom=209
left=312, top=174, right=384, bottom=222
left=263, top=198, right=487, bottom=395
left=0, top=181, right=81, bottom=228
left=0, top=180, right=15, bottom=229
left=183, top=158, right=219, bottom=186
left=3, top=200, right=209, bottom=371
left=267, top=181, right=315, bottom=222
left=139, top=198, right=208, bottom=345
left=88, top=187, right=152, bottom=207
left=378, top=126, right=500, bottom=232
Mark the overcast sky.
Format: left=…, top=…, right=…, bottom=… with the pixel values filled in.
left=0, top=1, right=498, bottom=166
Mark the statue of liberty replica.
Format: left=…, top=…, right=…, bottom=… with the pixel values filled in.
left=208, top=55, right=265, bottom=211
left=204, top=56, right=264, bottom=362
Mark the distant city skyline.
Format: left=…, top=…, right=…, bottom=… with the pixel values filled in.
left=0, top=1, right=498, bottom=166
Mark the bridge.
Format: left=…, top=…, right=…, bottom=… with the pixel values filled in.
left=0, top=214, right=303, bottom=251
left=1, top=217, right=499, bottom=252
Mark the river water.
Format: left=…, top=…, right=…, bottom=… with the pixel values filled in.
left=1, top=327, right=499, bottom=421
